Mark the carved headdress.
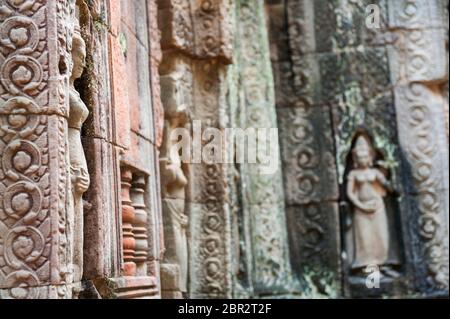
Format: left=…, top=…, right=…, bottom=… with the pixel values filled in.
left=72, top=6, right=83, bottom=47
left=351, top=131, right=376, bottom=168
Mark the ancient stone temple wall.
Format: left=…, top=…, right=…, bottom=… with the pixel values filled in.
left=90, top=0, right=164, bottom=298
left=268, top=0, right=449, bottom=298
left=0, top=0, right=448, bottom=300
left=0, top=0, right=165, bottom=299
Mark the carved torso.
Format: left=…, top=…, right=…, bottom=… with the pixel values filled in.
left=350, top=169, right=383, bottom=204
left=69, top=89, right=89, bottom=130
left=68, top=26, right=90, bottom=283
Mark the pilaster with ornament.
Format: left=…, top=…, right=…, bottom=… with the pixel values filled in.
left=158, top=0, right=234, bottom=299
left=388, top=0, right=449, bottom=295
left=0, top=0, right=78, bottom=299
left=229, top=0, right=296, bottom=296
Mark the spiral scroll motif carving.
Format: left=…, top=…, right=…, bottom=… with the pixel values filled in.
left=1, top=0, right=74, bottom=298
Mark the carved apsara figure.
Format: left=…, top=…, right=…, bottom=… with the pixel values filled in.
left=68, top=19, right=90, bottom=282
left=346, top=133, right=398, bottom=277
left=160, top=154, right=188, bottom=293
left=160, top=68, right=189, bottom=294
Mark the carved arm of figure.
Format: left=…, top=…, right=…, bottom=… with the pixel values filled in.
left=161, top=157, right=187, bottom=186
left=174, top=164, right=188, bottom=187
left=346, top=172, right=376, bottom=214
left=71, top=166, right=90, bottom=195
left=375, top=169, right=395, bottom=194
left=160, top=158, right=177, bottom=187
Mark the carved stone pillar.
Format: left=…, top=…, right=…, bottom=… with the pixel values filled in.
left=227, top=0, right=296, bottom=297
left=158, top=0, right=234, bottom=299
left=268, top=0, right=342, bottom=297
left=120, top=167, right=136, bottom=277
left=388, top=0, right=449, bottom=295
left=0, top=0, right=78, bottom=299
left=131, top=175, right=149, bottom=277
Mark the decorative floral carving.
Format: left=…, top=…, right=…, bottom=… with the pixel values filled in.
left=396, top=83, right=449, bottom=290
left=389, top=0, right=449, bottom=292
left=159, top=0, right=232, bottom=62
left=0, top=0, right=76, bottom=298
left=230, top=0, right=295, bottom=294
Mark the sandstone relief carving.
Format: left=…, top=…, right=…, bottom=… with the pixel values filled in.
left=0, top=0, right=79, bottom=299
left=345, top=131, right=400, bottom=279
left=0, top=0, right=448, bottom=300
left=68, top=15, right=90, bottom=283
left=159, top=69, right=189, bottom=297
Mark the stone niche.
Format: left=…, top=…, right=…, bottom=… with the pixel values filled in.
left=340, top=129, right=406, bottom=298
left=54, top=0, right=164, bottom=299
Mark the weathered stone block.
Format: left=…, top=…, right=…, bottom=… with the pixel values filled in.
left=160, top=263, right=181, bottom=291
left=387, top=29, right=448, bottom=83
left=187, top=202, right=232, bottom=299
left=286, top=202, right=341, bottom=297
left=313, top=0, right=388, bottom=53
left=158, top=0, right=233, bottom=62
left=186, top=163, right=226, bottom=205
left=81, top=137, right=121, bottom=279
left=394, top=83, right=449, bottom=196
left=247, top=201, right=296, bottom=295
left=388, top=0, right=446, bottom=29
left=78, top=16, right=114, bottom=143
left=94, top=276, right=159, bottom=299
left=123, top=132, right=155, bottom=175
left=107, top=0, right=122, bottom=37
left=317, top=48, right=391, bottom=106
left=120, top=0, right=150, bottom=51
left=278, top=105, right=339, bottom=205
left=108, top=30, right=131, bottom=149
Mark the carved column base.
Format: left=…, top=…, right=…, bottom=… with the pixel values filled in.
left=93, top=277, right=159, bottom=299
left=0, top=283, right=82, bottom=300
left=160, top=264, right=183, bottom=299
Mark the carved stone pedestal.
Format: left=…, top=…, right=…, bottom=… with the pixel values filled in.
left=94, top=276, right=158, bottom=299
left=347, top=276, right=408, bottom=299
left=160, top=263, right=183, bottom=299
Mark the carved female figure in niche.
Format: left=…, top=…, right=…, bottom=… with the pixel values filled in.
left=68, top=19, right=90, bottom=282
left=160, top=153, right=188, bottom=293
left=346, top=132, right=398, bottom=278
left=159, top=68, right=189, bottom=294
